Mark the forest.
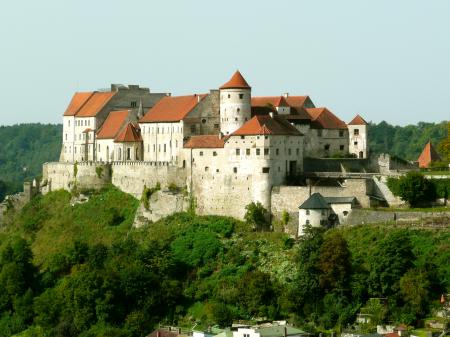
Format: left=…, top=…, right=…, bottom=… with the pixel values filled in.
left=0, top=186, right=448, bottom=337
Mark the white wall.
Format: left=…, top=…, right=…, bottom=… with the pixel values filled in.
left=140, top=121, right=184, bottom=163
left=219, top=88, right=251, bottom=135
left=298, top=208, right=330, bottom=236
left=348, top=125, right=367, bottom=158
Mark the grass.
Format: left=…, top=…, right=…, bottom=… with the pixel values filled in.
left=2, top=185, right=139, bottom=268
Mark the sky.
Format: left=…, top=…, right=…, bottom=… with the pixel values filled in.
left=0, top=0, right=449, bottom=126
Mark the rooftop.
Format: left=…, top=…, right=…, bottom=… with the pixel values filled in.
left=184, top=135, right=225, bottom=148
left=232, top=115, right=301, bottom=136
left=96, top=110, right=130, bottom=139
left=299, top=192, right=331, bottom=210
left=220, top=70, right=251, bottom=90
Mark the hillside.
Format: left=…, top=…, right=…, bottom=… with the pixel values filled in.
left=0, top=124, right=62, bottom=201
left=0, top=186, right=448, bottom=337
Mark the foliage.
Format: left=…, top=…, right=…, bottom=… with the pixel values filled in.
left=95, top=166, right=103, bottom=178
left=0, top=124, right=62, bottom=200
left=244, top=202, right=269, bottom=231
left=368, top=120, right=447, bottom=161
left=0, top=187, right=449, bottom=335
left=387, top=172, right=437, bottom=206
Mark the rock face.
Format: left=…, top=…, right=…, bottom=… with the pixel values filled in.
left=133, top=190, right=190, bottom=228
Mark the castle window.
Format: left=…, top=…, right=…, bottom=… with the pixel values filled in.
left=98, top=144, right=100, bottom=151
left=214, top=124, right=219, bottom=130
left=158, top=144, right=161, bottom=152
left=237, top=108, right=240, bottom=112
left=190, top=125, right=196, bottom=133
left=278, top=166, right=281, bottom=172
left=306, top=210, right=310, bottom=215
left=354, top=141, right=358, bottom=145
left=233, top=167, right=237, bottom=173
left=213, top=151, right=217, bottom=156
left=262, top=167, right=270, bottom=173
left=239, top=93, right=244, bottom=99
left=246, top=148, right=250, bottom=155
left=240, top=136, right=245, bottom=139
left=256, top=148, right=260, bottom=155
left=68, top=120, right=70, bottom=127
left=354, top=129, right=359, bottom=135
left=324, top=144, right=330, bottom=151
left=288, top=149, right=292, bottom=155
left=228, top=94, right=230, bottom=98
left=317, top=129, right=323, bottom=137
left=74, top=147, right=77, bottom=154
left=296, top=148, right=300, bottom=155
left=153, top=144, right=156, bottom=152
left=235, top=118, right=238, bottom=121
left=276, top=148, right=279, bottom=155
left=265, top=136, right=268, bottom=139
left=216, top=169, right=219, bottom=172
left=200, top=151, right=203, bottom=156
left=339, top=130, right=344, bottom=137
left=164, top=144, right=166, bottom=152
left=205, top=166, right=209, bottom=172
left=236, top=149, right=240, bottom=155
left=340, top=145, right=344, bottom=150
left=306, top=219, right=310, bottom=225
left=264, top=148, right=269, bottom=155
left=65, top=134, right=67, bottom=140
left=175, top=140, right=178, bottom=148
left=202, top=118, right=206, bottom=124
left=148, top=144, right=150, bottom=152
left=131, top=101, right=137, bottom=108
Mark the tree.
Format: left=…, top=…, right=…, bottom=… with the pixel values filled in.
left=395, top=172, right=437, bottom=206
left=244, top=202, right=269, bottom=231
left=368, top=231, right=415, bottom=297
left=318, top=232, right=351, bottom=293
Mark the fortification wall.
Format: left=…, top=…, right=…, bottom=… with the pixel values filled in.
left=42, top=162, right=111, bottom=192
left=111, top=161, right=187, bottom=198
left=271, top=179, right=372, bottom=234
left=346, top=209, right=450, bottom=226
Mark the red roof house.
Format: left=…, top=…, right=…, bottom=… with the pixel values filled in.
left=418, top=141, right=441, bottom=168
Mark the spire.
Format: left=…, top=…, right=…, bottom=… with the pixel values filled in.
left=220, top=70, right=251, bottom=89
left=137, top=98, right=143, bottom=119
left=417, top=141, right=441, bottom=168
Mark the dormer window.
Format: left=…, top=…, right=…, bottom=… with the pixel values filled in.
left=131, top=101, right=137, bottom=108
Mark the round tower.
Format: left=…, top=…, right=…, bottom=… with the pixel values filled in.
left=219, top=71, right=251, bottom=135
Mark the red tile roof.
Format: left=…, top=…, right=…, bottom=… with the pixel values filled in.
left=114, top=122, right=142, bottom=143
left=232, top=115, right=301, bottom=136
left=76, top=91, right=117, bottom=117
left=306, top=107, right=347, bottom=129
left=385, top=333, right=399, bottom=337
left=348, top=114, right=368, bottom=125
left=285, top=96, right=311, bottom=107
left=220, top=70, right=251, bottom=90
left=418, top=141, right=441, bottom=168
left=139, top=95, right=205, bottom=123
left=63, top=92, right=94, bottom=116
left=184, top=135, right=225, bottom=148
left=251, top=96, right=289, bottom=108
left=96, top=110, right=130, bottom=139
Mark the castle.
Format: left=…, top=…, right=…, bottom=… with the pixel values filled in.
left=44, top=71, right=382, bottom=231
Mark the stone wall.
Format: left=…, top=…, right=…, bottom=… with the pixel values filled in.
left=42, top=162, right=111, bottom=192
left=346, top=209, right=450, bottom=226
left=111, top=161, right=187, bottom=198
left=271, top=179, right=373, bottom=234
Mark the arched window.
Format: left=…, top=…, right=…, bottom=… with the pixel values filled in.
left=118, top=148, right=122, bottom=161
left=127, top=148, right=131, bottom=160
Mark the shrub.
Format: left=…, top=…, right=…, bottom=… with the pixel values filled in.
left=388, top=172, right=437, bottom=206
left=141, top=182, right=161, bottom=210
left=244, top=202, right=269, bottom=231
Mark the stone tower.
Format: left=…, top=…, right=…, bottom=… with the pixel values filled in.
left=348, top=114, right=368, bottom=159
left=219, top=71, right=251, bottom=135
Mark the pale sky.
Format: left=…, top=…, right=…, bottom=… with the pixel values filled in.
left=0, top=0, right=449, bottom=126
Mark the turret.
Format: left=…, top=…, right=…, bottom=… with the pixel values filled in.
left=348, top=114, right=368, bottom=158
left=219, top=71, right=251, bottom=135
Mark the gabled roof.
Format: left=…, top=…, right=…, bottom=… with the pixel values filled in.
left=348, top=114, right=368, bottom=125
left=63, top=92, right=94, bottom=116
left=220, top=70, right=251, bottom=90
left=285, top=96, right=312, bottom=108
left=114, top=122, right=142, bottom=143
left=76, top=91, right=117, bottom=117
left=184, top=135, right=225, bottom=148
left=417, top=141, right=441, bottom=168
left=139, top=94, right=206, bottom=123
left=96, top=110, right=130, bottom=139
left=299, top=193, right=331, bottom=210
left=306, top=107, right=347, bottom=129
left=251, top=96, right=289, bottom=108
left=232, top=115, right=301, bottom=136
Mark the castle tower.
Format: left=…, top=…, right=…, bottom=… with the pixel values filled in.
left=219, top=71, right=251, bottom=135
left=348, top=114, right=368, bottom=158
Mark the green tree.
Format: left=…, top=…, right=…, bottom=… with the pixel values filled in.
left=244, top=202, right=269, bottom=231
left=395, top=172, right=437, bottom=206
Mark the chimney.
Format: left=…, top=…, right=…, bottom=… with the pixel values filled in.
left=283, top=92, right=289, bottom=98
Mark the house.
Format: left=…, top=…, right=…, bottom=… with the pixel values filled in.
left=232, top=325, right=308, bottom=337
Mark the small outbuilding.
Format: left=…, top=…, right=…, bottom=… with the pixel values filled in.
left=298, top=193, right=333, bottom=236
